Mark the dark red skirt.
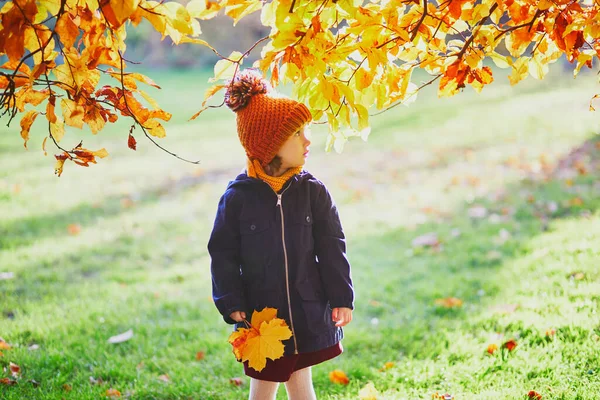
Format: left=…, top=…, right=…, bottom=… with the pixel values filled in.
left=243, top=342, right=343, bottom=382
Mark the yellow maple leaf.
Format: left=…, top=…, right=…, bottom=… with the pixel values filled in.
left=242, top=318, right=292, bottom=371
left=359, top=381, right=379, bottom=399
left=251, top=307, right=278, bottom=328
left=19, top=110, right=39, bottom=149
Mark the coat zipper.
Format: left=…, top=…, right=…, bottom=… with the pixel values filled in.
left=274, top=184, right=299, bottom=354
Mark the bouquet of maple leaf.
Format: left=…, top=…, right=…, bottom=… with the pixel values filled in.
left=228, top=307, right=293, bottom=372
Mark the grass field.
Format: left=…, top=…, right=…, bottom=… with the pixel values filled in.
left=2, top=66, right=600, bottom=399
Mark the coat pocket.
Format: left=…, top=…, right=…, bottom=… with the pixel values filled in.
left=292, top=211, right=314, bottom=254
left=295, top=279, right=331, bottom=335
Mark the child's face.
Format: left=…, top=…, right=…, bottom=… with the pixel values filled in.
left=276, top=124, right=311, bottom=169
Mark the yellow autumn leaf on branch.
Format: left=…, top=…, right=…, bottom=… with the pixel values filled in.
left=19, top=110, right=39, bottom=149
left=227, top=307, right=292, bottom=372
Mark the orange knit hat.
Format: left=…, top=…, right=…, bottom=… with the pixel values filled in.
left=224, top=69, right=312, bottom=166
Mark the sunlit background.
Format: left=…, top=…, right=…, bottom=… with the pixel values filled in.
left=2, top=10, right=600, bottom=400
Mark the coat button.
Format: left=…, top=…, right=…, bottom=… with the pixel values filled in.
left=250, top=224, right=256, bottom=231
left=305, top=215, right=311, bottom=223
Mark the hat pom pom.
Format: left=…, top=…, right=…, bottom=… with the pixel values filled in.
left=224, top=69, right=270, bottom=112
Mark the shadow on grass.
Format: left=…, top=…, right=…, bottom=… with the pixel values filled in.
left=0, top=166, right=237, bottom=251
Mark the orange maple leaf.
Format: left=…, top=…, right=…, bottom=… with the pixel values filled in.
left=502, top=339, right=518, bottom=352
left=435, top=297, right=463, bottom=308
left=528, top=390, right=543, bottom=399
left=0, top=378, right=17, bottom=386
left=486, top=343, right=498, bottom=355
left=329, top=369, right=349, bottom=385
left=105, top=388, right=121, bottom=397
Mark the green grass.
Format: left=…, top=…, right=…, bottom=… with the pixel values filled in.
left=2, top=65, right=600, bottom=399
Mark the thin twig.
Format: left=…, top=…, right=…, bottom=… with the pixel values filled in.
left=410, top=0, right=428, bottom=41
left=494, top=9, right=542, bottom=41
left=455, top=3, right=499, bottom=59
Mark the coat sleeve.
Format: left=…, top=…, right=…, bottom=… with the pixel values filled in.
left=311, top=181, right=355, bottom=310
left=208, top=188, right=246, bottom=324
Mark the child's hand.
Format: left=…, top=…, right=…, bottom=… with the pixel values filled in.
left=229, top=311, right=246, bottom=322
left=332, top=307, right=352, bottom=327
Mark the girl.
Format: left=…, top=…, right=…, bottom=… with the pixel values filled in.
left=208, top=69, right=354, bottom=400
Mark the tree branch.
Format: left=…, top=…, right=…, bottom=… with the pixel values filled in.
left=410, top=0, right=428, bottom=41
left=455, top=3, right=499, bottom=59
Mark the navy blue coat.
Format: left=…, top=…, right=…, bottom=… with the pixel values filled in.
left=208, top=170, right=354, bottom=355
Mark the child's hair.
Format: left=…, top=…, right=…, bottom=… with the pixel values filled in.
left=265, top=155, right=282, bottom=175
left=223, top=69, right=312, bottom=167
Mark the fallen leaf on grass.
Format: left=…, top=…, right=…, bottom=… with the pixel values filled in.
left=359, top=381, right=379, bottom=399
left=0, top=340, right=11, bottom=350
left=196, top=351, right=205, bottom=361
left=0, top=378, right=17, bottom=386
left=545, top=329, right=556, bottom=338
left=486, top=344, right=498, bottom=355
left=569, top=272, right=585, bottom=281
left=107, top=329, right=133, bottom=344
left=105, top=388, right=121, bottom=397
left=379, top=361, right=395, bottom=371
left=432, top=393, right=454, bottom=399
left=329, top=369, right=349, bottom=385
left=467, top=205, right=487, bottom=219
left=0, top=272, right=14, bottom=280
left=90, top=376, right=105, bottom=385
left=574, top=160, right=587, bottom=175
left=568, top=197, right=584, bottom=207
left=229, top=377, right=243, bottom=386
left=120, top=197, right=134, bottom=208
left=435, top=297, right=463, bottom=308
left=528, top=390, right=543, bottom=399
left=67, top=223, right=82, bottom=235
left=502, top=339, right=518, bottom=352
left=157, top=374, right=170, bottom=383
left=467, top=175, right=480, bottom=187
left=10, top=362, right=20, bottom=377
left=412, top=233, right=439, bottom=247
left=63, top=383, right=72, bottom=391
